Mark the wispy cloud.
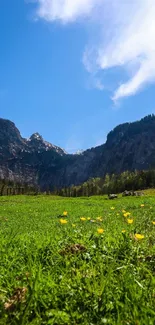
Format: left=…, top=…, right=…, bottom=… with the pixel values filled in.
left=34, top=0, right=155, bottom=101
left=36, top=0, right=100, bottom=22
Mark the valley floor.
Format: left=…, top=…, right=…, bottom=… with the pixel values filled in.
left=0, top=192, right=155, bottom=324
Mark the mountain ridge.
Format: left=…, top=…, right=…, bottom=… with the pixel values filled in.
left=0, top=114, right=155, bottom=190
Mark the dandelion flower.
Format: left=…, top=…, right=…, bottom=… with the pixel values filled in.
left=152, top=221, right=155, bottom=225
left=122, top=229, right=126, bottom=233
left=124, top=212, right=131, bottom=217
left=111, top=207, right=115, bottom=210
left=127, top=219, right=133, bottom=224
left=135, top=234, right=144, bottom=240
left=63, top=211, right=68, bottom=216
left=96, top=217, right=103, bottom=222
left=97, top=228, right=104, bottom=234
left=59, top=219, right=68, bottom=224
left=80, top=217, right=86, bottom=221
left=140, top=204, right=145, bottom=207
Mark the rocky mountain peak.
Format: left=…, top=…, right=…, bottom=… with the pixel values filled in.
left=0, top=118, right=22, bottom=141
left=27, top=132, right=66, bottom=155
left=29, top=133, right=43, bottom=141
left=0, top=118, right=26, bottom=159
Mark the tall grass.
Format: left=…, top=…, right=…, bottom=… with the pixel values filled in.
left=0, top=194, right=155, bottom=324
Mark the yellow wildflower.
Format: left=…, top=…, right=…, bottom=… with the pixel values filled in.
left=59, top=219, right=68, bottom=224
left=140, top=204, right=145, bottom=207
left=63, top=211, right=68, bottom=216
left=124, top=212, right=131, bottom=217
left=135, top=234, right=144, bottom=240
left=127, top=219, right=133, bottom=224
left=87, top=217, right=91, bottom=220
left=80, top=217, right=86, bottom=221
left=111, top=207, right=115, bottom=210
left=152, top=221, right=155, bottom=225
left=97, top=228, right=104, bottom=234
left=96, top=217, right=103, bottom=222
left=122, top=230, right=126, bottom=233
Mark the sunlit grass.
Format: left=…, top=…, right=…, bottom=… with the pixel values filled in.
left=0, top=194, right=155, bottom=324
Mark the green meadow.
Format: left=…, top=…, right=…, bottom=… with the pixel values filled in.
left=0, top=192, right=155, bottom=325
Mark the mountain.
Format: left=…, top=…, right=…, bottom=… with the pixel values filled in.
left=0, top=115, right=155, bottom=190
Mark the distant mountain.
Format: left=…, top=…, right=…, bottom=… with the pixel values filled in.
left=0, top=115, right=155, bottom=190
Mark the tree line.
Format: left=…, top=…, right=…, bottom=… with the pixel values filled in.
left=54, top=169, right=155, bottom=197
left=0, top=179, right=37, bottom=196
left=1, top=168, right=155, bottom=196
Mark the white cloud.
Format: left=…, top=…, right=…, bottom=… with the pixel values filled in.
left=35, top=0, right=155, bottom=101
left=36, top=0, right=100, bottom=22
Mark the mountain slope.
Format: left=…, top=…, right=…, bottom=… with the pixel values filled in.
left=0, top=115, right=155, bottom=190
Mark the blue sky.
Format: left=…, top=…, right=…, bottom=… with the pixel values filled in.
left=0, top=0, right=155, bottom=153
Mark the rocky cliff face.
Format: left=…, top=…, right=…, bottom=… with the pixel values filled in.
left=0, top=115, right=155, bottom=190
left=94, top=115, right=155, bottom=175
